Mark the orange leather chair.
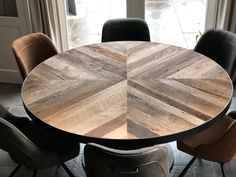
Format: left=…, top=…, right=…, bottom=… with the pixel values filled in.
left=12, top=33, right=58, bottom=79
left=177, top=111, right=236, bottom=177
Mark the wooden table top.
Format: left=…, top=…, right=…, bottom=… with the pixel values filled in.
left=22, top=41, right=233, bottom=146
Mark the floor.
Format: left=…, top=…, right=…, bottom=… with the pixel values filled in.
left=0, top=83, right=236, bottom=176
left=67, top=0, right=206, bottom=49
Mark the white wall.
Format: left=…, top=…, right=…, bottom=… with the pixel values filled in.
left=0, top=0, right=31, bottom=84
left=0, top=28, right=23, bottom=84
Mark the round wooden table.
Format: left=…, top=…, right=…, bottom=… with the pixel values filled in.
left=22, top=41, right=233, bottom=148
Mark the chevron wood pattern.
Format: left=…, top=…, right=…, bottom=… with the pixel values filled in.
left=22, top=41, right=233, bottom=141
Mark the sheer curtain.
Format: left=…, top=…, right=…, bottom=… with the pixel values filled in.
left=214, top=0, right=236, bottom=32
left=28, top=0, right=64, bottom=51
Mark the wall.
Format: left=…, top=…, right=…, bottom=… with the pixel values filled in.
left=0, top=0, right=31, bottom=84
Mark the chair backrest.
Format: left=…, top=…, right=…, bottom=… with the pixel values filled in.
left=12, top=33, right=58, bottom=79
left=0, top=117, right=58, bottom=169
left=194, top=29, right=236, bottom=81
left=0, top=105, right=13, bottom=120
left=197, top=118, right=236, bottom=162
left=84, top=143, right=169, bottom=177
left=0, top=104, right=30, bottom=129
left=102, top=18, right=150, bottom=42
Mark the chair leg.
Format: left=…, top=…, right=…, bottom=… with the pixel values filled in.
left=178, top=156, right=196, bottom=177
left=9, top=164, right=21, bottom=177
left=32, top=170, right=37, bottom=177
left=220, top=163, right=226, bottom=177
left=62, top=163, right=75, bottom=177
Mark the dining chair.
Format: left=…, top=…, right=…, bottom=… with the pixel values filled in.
left=0, top=105, right=30, bottom=129
left=0, top=105, right=79, bottom=177
left=194, top=29, right=236, bottom=81
left=176, top=112, right=236, bottom=177
left=83, top=143, right=169, bottom=177
left=101, top=18, right=150, bottom=42
left=12, top=32, right=58, bottom=79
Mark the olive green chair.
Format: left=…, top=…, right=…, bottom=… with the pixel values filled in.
left=83, top=143, right=169, bottom=177
left=0, top=105, right=80, bottom=177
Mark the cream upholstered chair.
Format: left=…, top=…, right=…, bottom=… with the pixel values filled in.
left=177, top=112, right=236, bottom=177
left=0, top=105, right=79, bottom=177
left=83, top=143, right=169, bottom=177
left=12, top=33, right=58, bottom=79
left=102, top=18, right=150, bottom=42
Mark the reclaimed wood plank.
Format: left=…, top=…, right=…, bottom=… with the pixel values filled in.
left=22, top=41, right=233, bottom=140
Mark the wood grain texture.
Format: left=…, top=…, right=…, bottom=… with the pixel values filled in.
left=22, top=41, right=233, bottom=140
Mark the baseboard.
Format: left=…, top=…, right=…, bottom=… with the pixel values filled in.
left=0, top=68, right=23, bottom=84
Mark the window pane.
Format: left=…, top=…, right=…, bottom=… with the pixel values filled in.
left=66, top=0, right=126, bottom=49
left=145, top=0, right=206, bottom=49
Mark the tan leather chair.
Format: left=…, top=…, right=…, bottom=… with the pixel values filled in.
left=177, top=112, right=236, bottom=177
left=83, top=143, right=169, bottom=177
left=12, top=33, right=58, bottom=79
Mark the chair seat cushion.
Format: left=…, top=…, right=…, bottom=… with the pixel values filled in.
left=177, top=116, right=233, bottom=155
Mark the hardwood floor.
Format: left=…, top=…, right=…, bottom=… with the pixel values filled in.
left=0, top=83, right=236, bottom=176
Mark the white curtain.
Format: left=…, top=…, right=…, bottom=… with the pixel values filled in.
left=214, top=0, right=236, bottom=32
left=28, top=0, right=64, bottom=52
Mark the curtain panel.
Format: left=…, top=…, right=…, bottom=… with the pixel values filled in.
left=215, top=0, right=236, bottom=32
left=28, top=0, right=63, bottom=52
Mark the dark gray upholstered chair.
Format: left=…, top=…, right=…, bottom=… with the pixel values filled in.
left=83, top=143, right=169, bottom=177
left=12, top=33, right=58, bottom=79
left=0, top=105, right=79, bottom=177
left=102, top=18, right=150, bottom=42
left=194, top=29, right=236, bottom=81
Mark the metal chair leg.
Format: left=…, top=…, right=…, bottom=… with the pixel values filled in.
left=32, top=170, right=37, bottom=177
left=62, top=163, right=75, bottom=177
left=178, top=156, right=196, bottom=177
left=9, top=164, right=21, bottom=177
left=220, top=163, right=226, bottom=177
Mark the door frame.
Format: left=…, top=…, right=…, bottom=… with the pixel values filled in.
left=0, top=0, right=32, bottom=83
